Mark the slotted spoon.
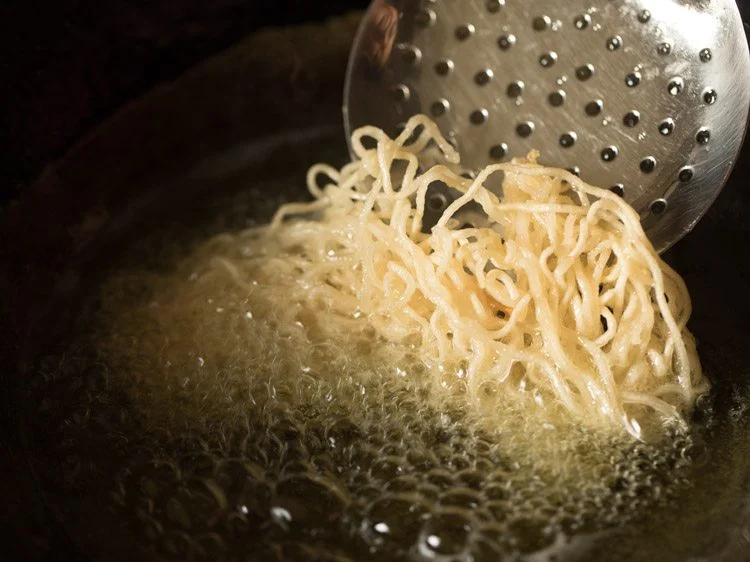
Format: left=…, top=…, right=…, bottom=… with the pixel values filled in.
left=343, top=0, right=750, bottom=252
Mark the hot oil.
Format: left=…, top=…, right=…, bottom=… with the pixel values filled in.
left=26, top=182, right=710, bottom=562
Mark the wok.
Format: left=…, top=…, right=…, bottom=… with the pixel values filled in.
left=2, top=3, right=750, bottom=561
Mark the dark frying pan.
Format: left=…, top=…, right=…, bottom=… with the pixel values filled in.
left=2, top=2, right=750, bottom=561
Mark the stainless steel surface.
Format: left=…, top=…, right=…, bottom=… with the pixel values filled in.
left=344, top=0, right=750, bottom=252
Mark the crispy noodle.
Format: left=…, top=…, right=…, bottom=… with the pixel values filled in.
left=218, top=115, right=709, bottom=439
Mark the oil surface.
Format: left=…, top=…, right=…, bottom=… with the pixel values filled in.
left=21, top=137, right=748, bottom=562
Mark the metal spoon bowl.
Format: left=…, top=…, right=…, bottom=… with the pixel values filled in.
left=344, top=0, right=750, bottom=252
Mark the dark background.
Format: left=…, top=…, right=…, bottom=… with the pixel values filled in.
left=0, top=0, right=369, bottom=203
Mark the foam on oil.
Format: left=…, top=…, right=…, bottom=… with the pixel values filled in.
left=27, top=191, right=704, bottom=562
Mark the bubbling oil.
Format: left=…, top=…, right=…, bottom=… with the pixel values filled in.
left=27, top=193, right=702, bottom=562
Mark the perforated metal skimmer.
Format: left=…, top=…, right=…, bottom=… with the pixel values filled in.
left=344, top=0, right=750, bottom=252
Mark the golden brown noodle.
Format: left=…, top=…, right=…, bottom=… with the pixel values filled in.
left=218, top=115, right=708, bottom=438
